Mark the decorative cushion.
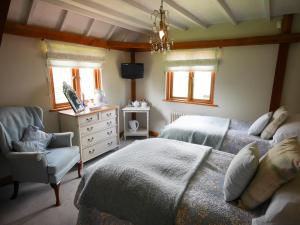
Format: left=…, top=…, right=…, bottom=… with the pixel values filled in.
left=273, top=114, right=300, bottom=145
left=12, top=140, right=45, bottom=152
left=252, top=173, right=300, bottom=225
left=46, top=146, right=80, bottom=174
left=223, top=142, right=259, bottom=201
left=240, top=137, right=300, bottom=209
left=22, top=125, right=52, bottom=149
left=261, top=106, right=288, bottom=140
left=248, top=112, right=273, bottom=136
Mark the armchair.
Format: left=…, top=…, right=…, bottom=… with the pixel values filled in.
left=0, top=106, right=82, bottom=206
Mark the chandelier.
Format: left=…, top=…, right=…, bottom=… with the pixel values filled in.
left=149, top=0, right=174, bottom=53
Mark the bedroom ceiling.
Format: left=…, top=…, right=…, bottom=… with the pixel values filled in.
left=7, top=0, right=300, bottom=43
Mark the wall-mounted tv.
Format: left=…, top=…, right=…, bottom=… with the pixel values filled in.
left=121, top=63, right=144, bottom=79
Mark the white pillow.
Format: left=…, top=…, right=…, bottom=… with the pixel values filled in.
left=223, top=142, right=259, bottom=201
left=252, top=173, right=300, bottom=225
left=273, top=114, right=300, bottom=144
left=248, top=112, right=273, bottom=136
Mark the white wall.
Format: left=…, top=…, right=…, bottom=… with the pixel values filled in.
left=0, top=34, right=130, bottom=178
left=136, top=45, right=279, bottom=132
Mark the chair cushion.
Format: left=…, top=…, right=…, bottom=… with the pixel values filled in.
left=46, top=146, right=80, bottom=175
left=248, top=112, right=272, bottom=136
left=22, top=125, right=53, bottom=149
left=223, top=142, right=259, bottom=201
left=240, top=137, right=300, bottom=209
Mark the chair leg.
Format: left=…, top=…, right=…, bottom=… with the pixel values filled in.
left=77, top=161, right=82, bottom=178
left=50, top=183, right=61, bottom=206
left=10, top=181, right=19, bottom=200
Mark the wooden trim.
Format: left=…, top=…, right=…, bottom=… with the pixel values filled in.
left=163, top=98, right=218, bottom=107
left=0, top=0, right=10, bottom=45
left=94, top=69, right=101, bottom=89
left=269, top=15, right=293, bottom=111
left=188, top=72, right=193, bottom=101
left=149, top=130, right=160, bottom=137
left=72, top=68, right=81, bottom=97
left=5, top=20, right=300, bottom=51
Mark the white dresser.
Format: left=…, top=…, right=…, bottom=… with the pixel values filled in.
left=58, top=105, right=120, bottom=163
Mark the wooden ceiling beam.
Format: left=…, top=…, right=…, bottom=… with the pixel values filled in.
left=39, top=0, right=148, bottom=34
left=164, top=0, right=208, bottom=28
left=4, top=21, right=300, bottom=52
left=85, top=18, right=95, bottom=36
left=214, top=0, right=237, bottom=25
left=59, top=10, right=68, bottom=31
left=0, top=0, right=11, bottom=46
left=122, top=0, right=187, bottom=30
left=264, top=0, right=271, bottom=21
left=26, top=0, right=38, bottom=24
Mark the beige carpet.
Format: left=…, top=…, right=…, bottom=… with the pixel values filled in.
left=0, top=139, right=134, bottom=225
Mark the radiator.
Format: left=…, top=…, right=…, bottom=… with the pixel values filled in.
left=170, top=112, right=185, bottom=123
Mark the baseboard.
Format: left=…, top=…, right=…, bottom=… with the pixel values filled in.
left=149, top=130, right=159, bottom=137
left=0, top=175, right=13, bottom=187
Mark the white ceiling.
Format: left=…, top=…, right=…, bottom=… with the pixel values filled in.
left=7, top=0, right=300, bottom=42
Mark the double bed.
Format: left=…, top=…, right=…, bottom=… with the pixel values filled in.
left=75, top=138, right=265, bottom=225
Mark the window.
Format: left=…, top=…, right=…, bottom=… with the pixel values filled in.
left=165, top=71, right=215, bottom=106
left=49, top=67, right=101, bottom=110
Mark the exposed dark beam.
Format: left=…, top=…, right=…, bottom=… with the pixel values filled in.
left=269, top=14, right=294, bottom=111
left=0, top=0, right=11, bottom=45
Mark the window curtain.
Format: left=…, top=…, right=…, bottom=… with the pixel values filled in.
left=164, top=48, right=220, bottom=71
left=43, top=40, right=107, bottom=68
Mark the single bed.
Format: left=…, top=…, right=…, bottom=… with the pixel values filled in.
left=159, top=115, right=272, bottom=156
left=75, top=138, right=266, bottom=225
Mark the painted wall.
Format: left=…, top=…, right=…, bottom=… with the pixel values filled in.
left=0, top=34, right=130, bottom=178
left=136, top=45, right=279, bottom=131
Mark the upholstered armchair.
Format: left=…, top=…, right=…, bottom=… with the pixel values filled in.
left=0, top=106, right=82, bottom=206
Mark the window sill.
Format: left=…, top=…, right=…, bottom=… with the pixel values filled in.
left=163, top=99, right=218, bottom=107
left=49, top=106, right=71, bottom=112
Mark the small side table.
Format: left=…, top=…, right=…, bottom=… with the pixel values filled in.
left=122, top=106, right=150, bottom=140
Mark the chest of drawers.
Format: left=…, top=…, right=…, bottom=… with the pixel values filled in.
left=58, top=105, right=120, bottom=163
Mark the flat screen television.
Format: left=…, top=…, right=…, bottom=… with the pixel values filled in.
left=121, top=63, right=144, bottom=79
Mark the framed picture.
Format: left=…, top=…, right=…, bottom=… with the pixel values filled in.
left=63, top=81, right=85, bottom=113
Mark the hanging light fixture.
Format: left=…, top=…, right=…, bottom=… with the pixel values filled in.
left=149, top=0, right=174, bottom=53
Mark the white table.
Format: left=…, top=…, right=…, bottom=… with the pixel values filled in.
left=122, top=106, right=150, bottom=140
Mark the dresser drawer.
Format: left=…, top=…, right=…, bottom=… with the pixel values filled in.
left=82, top=137, right=118, bottom=162
left=78, top=113, right=98, bottom=126
left=101, top=110, right=116, bottom=121
left=81, top=127, right=117, bottom=149
left=80, top=118, right=117, bottom=137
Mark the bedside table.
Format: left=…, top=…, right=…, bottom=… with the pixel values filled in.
left=122, top=106, right=150, bottom=140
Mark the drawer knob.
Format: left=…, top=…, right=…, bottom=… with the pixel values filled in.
left=106, top=112, right=112, bottom=117
left=88, top=137, right=94, bottom=142
left=107, top=131, right=113, bottom=135
left=89, top=149, right=95, bottom=154
left=86, top=117, right=93, bottom=122
left=107, top=141, right=113, bottom=146
left=87, top=126, right=94, bottom=131
left=106, top=121, right=112, bottom=126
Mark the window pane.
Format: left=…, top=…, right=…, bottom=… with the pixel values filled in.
left=52, top=67, right=73, bottom=104
left=172, top=71, right=189, bottom=98
left=79, top=68, right=96, bottom=100
left=193, top=71, right=212, bottom=100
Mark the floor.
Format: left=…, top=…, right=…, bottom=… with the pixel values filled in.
left=0, top=139, right=134, bottom=225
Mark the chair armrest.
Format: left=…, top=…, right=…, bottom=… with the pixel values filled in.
left=6, top=152, right=49, bottom=183
left=48, top=132, right=74, bottom=148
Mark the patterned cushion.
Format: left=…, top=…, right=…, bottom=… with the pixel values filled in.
left=240, top=137, right=300, bottom=209
left=22, top=125, right=52, bottom=149
left=12, top=140, right=46, bottom=152
left=261, top=106, right=288, bottom=140
left=223, top=142, right=259, bottom=201
left=248, top=112, right=272, bottom=136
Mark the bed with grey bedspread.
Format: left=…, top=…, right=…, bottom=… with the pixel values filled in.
left=159, top=115, right=272, bottom=156
left=75, top=138, right=265, bottom=225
